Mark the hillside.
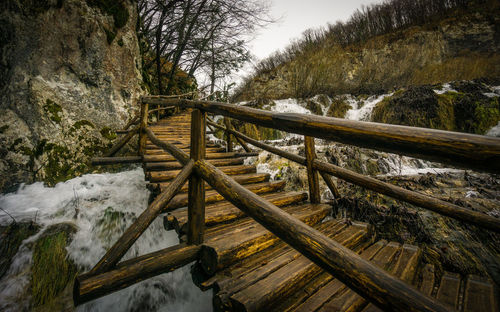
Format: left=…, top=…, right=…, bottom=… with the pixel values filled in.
left=233, top=0, right=500, bottom=101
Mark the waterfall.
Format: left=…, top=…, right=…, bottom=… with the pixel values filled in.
left=0, top=167, right=212, bottom=311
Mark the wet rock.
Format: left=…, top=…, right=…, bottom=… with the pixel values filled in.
left=0, top=222, right=40, bottom=279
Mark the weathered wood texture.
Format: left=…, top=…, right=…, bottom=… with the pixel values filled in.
left=145, top=128, right=190, bottom=165
left=145, top=98, right=500, bottom=173
left=74, top=244, right=200, bottom=306
left=305, top=136, right=321, bottom=203
left=88, top=161, right=194, bottom=275
left=193, top=159, right=450, bottom=312
left=91, top=156, right=142, bottom=165
left=138, top=100, right=149, bottom=155
left=103, top=126, right=139, bottom=157
left=188, top=109, right=206, bottom=244
left=210, top=119, right=499, bottom=232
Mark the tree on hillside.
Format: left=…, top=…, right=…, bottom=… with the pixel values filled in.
left=137, top=0, right=271, bottom=95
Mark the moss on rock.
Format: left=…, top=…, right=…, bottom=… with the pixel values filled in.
left=0, top=222, right=40, bottom=279
left=31, top=223, right=77, bottom=307
left=327, top=97, right=351, bottom=118
left=100, top=126, right=116, bottom=140
left=43, top=99, right=62, bottom=123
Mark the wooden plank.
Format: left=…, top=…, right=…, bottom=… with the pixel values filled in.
left=228, top=223, right=371, bottom=312
left=144, top=97, right=500, bottom=173
left=419, top=264, right=436, bottom=297
left=463, top=275, right=498, bottom=312
left=320, top=242, right=401, bottom=312
left=164, top=191, right=308, bottom=234
left=200, top=204, right=331, bottom=275
left=147, top=164, right=256, bottom=182
left=144, top=157, right=244, bottom=171
left=359, top=244, right=422, bottom=312
left=436, top=272, right=461, bottom=310
left=294, top=241, right=388, bottom=312
left=91, top=156, right=142, bottom=165
left=305, top=136, right=321, bottom=203
left=152, top=172, right=270, bottom=194
left=88, top=161, right=194, bottom=275
left=194, top=159, right=450, bottom=312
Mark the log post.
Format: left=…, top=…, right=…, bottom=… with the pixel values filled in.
left=320, top=172, right=341, bottom=199
left=188, top=109, right=206, bottom=244
left=224, top=117, right=233, bottom=152
left=103, top=126, right=139, bottom=158
left=305, top=136, right=321, bottom=203
left=138, top=98, right=149, bottom=156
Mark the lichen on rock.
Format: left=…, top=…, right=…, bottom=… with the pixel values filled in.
left=0, top=0, right=143, bottom=191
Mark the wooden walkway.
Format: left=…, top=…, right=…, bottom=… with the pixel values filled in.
left=143, top=112, right=498, bottom=312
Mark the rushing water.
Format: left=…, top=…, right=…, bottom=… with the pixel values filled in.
left=0, top=167, right=212, bottom=311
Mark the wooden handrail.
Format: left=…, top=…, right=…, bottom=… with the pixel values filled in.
left=208, top=120, right=500, bottom=233
left=143, top=97, right=500, bottom=173
left=103, top=126, right=139, bottom=157
left=74, top=244, right=200, bottom=305
left=194, top=159, right=451, bottom=312
left=87, top=161, right=194, bottom=275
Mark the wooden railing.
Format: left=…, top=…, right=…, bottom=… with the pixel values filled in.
left=76, top=96, right=500, bottom=311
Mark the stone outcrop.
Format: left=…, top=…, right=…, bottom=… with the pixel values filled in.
left=0, top=0, right=143, bottom=191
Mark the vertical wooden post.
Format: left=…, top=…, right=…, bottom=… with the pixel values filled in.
left=224, top=117, right=233, bottom=152
left=138, top=98, right=149, bottom=156
left=305, top=136, right=321, bottom=203
left=188, top=109, right=206, bottom=244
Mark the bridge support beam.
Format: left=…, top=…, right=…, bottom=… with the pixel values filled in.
left=188, top=109, right=206, bottom=244
left=305, top=136, right=321, bottom=203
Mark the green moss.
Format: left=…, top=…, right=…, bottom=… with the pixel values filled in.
left=372, top=87, right=455, bottom=131
left=31, top=224, right=77, bottom=307
left=327, top=97, right=351, bottom=118
left=72, top=120, right=95, bottom=130
left=87, top=0, right=129, bottom=29
left=43, top=99, right=62, bottom=123
left=100, top=127, right=116, bottom=140
left=0, top=222, right=40, bottom=279
left=96, top=207, right=126, bottom=243
left=104, top=27, right=116, bottom=45
left=0, top=125, right=8, bottom=134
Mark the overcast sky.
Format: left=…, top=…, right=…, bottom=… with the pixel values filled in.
left=249, top=0, right=383, bottom=60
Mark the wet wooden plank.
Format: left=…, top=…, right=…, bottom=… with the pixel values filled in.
left=463, top=275, right=498, bottom=312
left=436, top=272, right=461, bottom=310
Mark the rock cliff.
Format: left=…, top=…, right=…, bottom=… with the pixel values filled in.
left=0, top=0, right=143, bottom=191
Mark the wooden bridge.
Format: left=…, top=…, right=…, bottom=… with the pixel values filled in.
left=74, top=96, right=500, bottom=311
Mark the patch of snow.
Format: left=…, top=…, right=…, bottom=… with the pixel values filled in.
left=465, top=190, right=479, bottom=198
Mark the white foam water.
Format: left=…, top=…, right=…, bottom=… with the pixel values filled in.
left=0, top=168, right=212, bottom=312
